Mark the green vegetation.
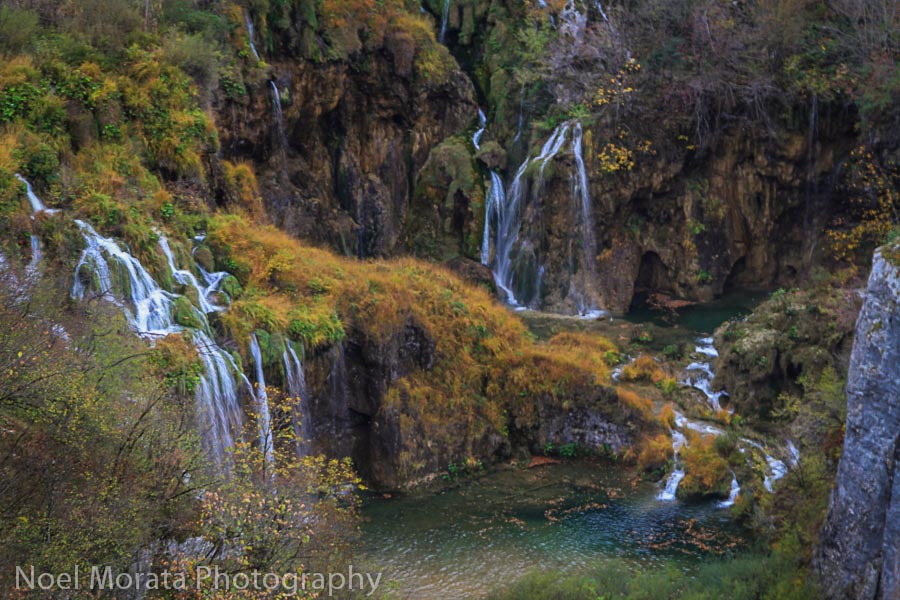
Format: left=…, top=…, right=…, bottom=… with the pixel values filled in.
left=486, top=553, right=817, bottom=599
left=0, top=281, right=358, bottom=598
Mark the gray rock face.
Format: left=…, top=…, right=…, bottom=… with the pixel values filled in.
left=816, top=247, right=900, bottom=600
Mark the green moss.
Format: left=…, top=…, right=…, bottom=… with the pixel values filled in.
left=173, top=296, right=204, bottom=330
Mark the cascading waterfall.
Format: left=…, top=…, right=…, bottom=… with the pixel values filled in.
left=570, top=122, right=600, bottom=317
left=249, top=334, right=275, bottom=466
left=487, top=120, right=599, bottom=314
left=269, top=81, right=289, bottom=159
left=159, top=236, right=224, bottom=315
left=471, top=109, right=506, bottom=269
left=282, top=344, right=312, bottom=456
left=657, top=429, right=687, bottom=501
left=244, top=11, right=261, bottom=60
left=16, top=174, right=56, bottom=273
left=71, top=221, right=245, bottom=467
left=481, top=171, right=504, bottom=266
left=16, top=173, right=55, bottom=214
left=473, top=108, right=486, bottom=149
left=683, top=336, right=729, bottom=412
left=718, top=473, right=741, bottom=508
left=439, top=0, right=450, bottom=43
left=658, top=409, right=798, bottom=502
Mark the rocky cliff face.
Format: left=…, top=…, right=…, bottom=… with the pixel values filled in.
left=816, top=246, right=900, bottom=599
left=298, top=331, right=628, bottom=490
left=216, top=51, right=477, bottom=259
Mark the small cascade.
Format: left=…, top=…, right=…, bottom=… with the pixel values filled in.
left=282, top=344, right=312, bottom=456
left=439, top=0, right=450, bottom=43
left=269, top=81, right=289, bottom=160
left=159, top=236, right=225, bottom=315
left=249, top=334, right=275, bottom=466
left=658, top=411, right=738, bottom=503
left=535, top=122, right=571, bottom=181
left=717, top=473, right=741, bottom=508
left=472, top=108, right=486, bottom=149
left=71, top=221, right=245, bottom=467
left=15, top=173, right=57, bottom=214
left=16, top=174, right=56, bottom=274
left=657, top=429, right=687, bottom=501
left=244, top=11, right=260, bottom=60
left=682, top=336, right=729, bottom=412
left=28, top=234, right=41, bottom=271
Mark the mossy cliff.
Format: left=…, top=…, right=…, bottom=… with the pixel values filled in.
left=206, top=214, right=661, bottom=488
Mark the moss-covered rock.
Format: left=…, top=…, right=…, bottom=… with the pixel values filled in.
left=173, top=296, right=204, bottom=330
left=714, top=281, right=863, bottom=421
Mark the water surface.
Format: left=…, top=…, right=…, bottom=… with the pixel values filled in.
left=357, top=461, right=746, bottom=598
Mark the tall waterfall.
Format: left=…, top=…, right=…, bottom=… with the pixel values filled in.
left=439, top=0, right=450, bottom=42
left=570, top=122, right=599, bottom=316
left=485, top=120, right=599, bottom=314
left=269, top=81, right=289, bottom=159
left=481, top=172, right=504, bottom=266
left=249, top=334, right=275, bottom=466
left=244, top=11, right=261, bottom=60
left=71, top=221, right=245, bottom=467
left=282, top=344, right=311, bottom=456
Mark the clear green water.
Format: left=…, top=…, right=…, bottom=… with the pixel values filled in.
left=624, top=290, right=769, bottom=334
left=357, top=461, right=746, bottom=598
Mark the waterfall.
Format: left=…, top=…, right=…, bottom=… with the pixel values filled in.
left=481, top=171, right=504, bottom=266
left=282, top=344, right=311, bottom=456
left=487, top=120, right=599, bottom=313
left=535, top=122, right=571, bottom=181
left=439, top=0, right=450, bottom=43
left=249, top=334, right=275, bottom=466
left=15, top=173, right=57, bottom=214
left=193, top=330, right=244, bottom=467
left=16, top=174, right=55, bottom=274
left=657, top=429, right=687, bottom=501
left=570, top=122, right=599, bottom=316
left=658, top=411, right=740, bottom=504
left=492, top=157, right=530, bottom=306
left=28, top=235, right=41, bottom=271
left=717, top=473, right=741, bottom=508
left=17, top=174, right=57, bottom=273
left=73, top=221, right=185, bottom=336
left=244, top=11, right=260, bottom=60
left=71, top=221, right=245, bottom=467
left=682, top=337, right=729, bottom=412
left=159, top=235, right=225, bottom=315
left=473, top=108, right=486, bottom=149
left=269, top=81, right=289, bottom=159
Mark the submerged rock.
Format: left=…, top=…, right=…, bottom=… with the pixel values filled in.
left=816, top=246, right=900, bottom=599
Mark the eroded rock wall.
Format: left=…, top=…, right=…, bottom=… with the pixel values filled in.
left=816, top=246, right=900, bottom=599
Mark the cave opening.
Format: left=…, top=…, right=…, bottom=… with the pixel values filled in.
left=634, top=251, right=673, bottom=293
